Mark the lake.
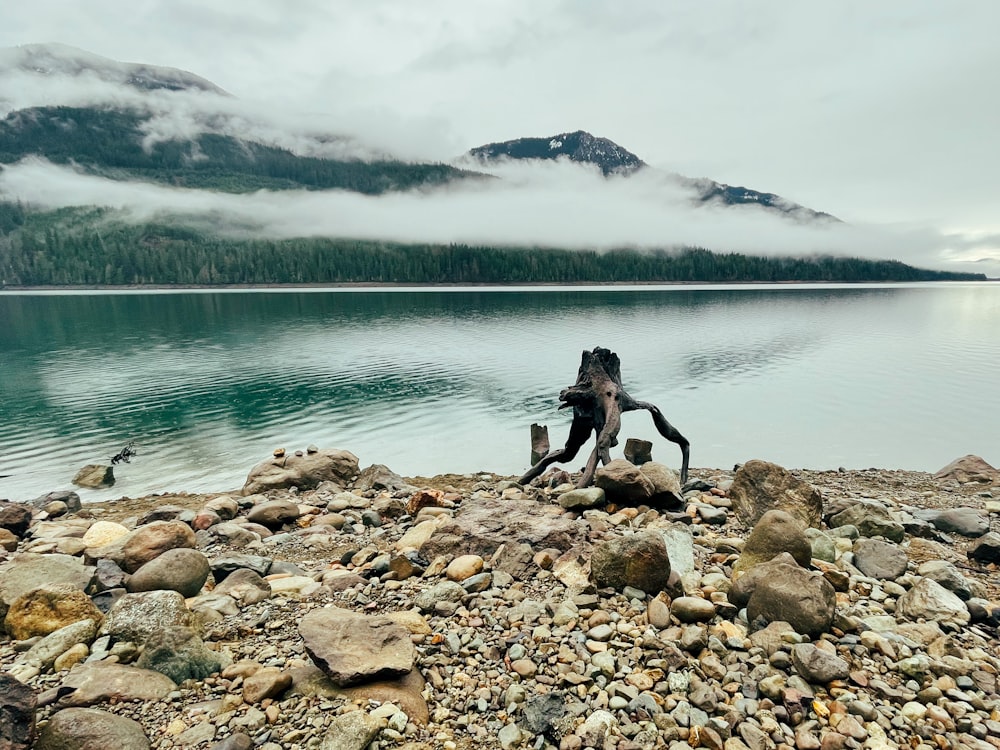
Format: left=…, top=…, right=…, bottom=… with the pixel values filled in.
left=1, top=283, right=998, bottom=502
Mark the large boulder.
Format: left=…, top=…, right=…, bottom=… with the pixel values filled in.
left=638, top=462, right=684, bottom=506
left=828, top=500, right=905, bottom=543
left=80, top=521, right=130, bottom=549
left=968, top=532, right=1000, bottom=564
left=299, top=607, right=416, bottom=687
left=242, top=448, right=359, bottom=495
left=733, top=509, right=812, bottom=575
left=353, top=464, right=412, bottom=493
left=126, top=548, right=211, bottom=597
left=729, top=460, right=823, bottom=528
left=134, top=626, right=225, bottom=683
left=852, top=538, right=908, bottom=580
left=0, top=501, right=33, bottom=538
left=791, top=643, right=850, bottom=684
left=934, top=455, right=999, bottom=484
left=594, top=459, right=654, bottom=504
left=87, top=520, right=196, bottom=574
left=745, top=559, right=836, bottom=636
left=246, top=499, right=301, bottom=529
left=590, top=531, right=672, bottom=595
left=896, top=578, right=970, bottom=629
left=916, top=560, right=972, bottom=601
left=34, top=708, right=149, bottom=750
left=420, top=495, right=586, bottom=561
left=213, top=568, right=272, bottom=605
left=72, top=465, right=115, bottom=488
left=4, top=584, right=103, bottom=640
left=99, top=590, right=194, bottom=644
left=0, top=672, right=36, bottom=750
left=910, top=507, right=990, bottom=538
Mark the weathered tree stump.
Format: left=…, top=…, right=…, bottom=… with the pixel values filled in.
left=530, top=424, right=550, bottom=465
left=520, top=347, right=690, bottom=488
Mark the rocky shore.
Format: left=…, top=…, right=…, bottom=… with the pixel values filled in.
left=2, top=449, right=1000, bottom=750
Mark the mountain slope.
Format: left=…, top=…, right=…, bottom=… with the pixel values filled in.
left=469, top=130, right=837, bottom=221
left=0, top=106, right=483, bottom=194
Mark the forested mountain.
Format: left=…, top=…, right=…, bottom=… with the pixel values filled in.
left=0, top=202, right=986, bottom=285
left=0, top=106, right=482, bottom=194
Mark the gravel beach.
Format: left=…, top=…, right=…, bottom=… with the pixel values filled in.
left=2, top=450, right=1000, bottom=750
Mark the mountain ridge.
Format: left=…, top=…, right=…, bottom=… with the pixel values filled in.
left=0, top=43, right=228, bottom=96
left=468, top=130, right=836, bottom=221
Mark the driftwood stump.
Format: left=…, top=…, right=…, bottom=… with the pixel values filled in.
left=520, top=347, right=690, bottom=488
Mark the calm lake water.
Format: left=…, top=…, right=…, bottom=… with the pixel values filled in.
left=1, top=283, right=998, bottom=502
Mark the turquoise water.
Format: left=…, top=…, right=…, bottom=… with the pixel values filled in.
left=1, top=283, right=998, bottom=501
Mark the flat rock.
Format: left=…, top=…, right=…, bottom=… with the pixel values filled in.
left=246, top=499, right=301, bottom=529
left=791, top=643, right=850, bottom=683
left=828, top=500, right=905, bottom=542
left=210, top=554, right=273, bottom=582
left=420, top=495, right=586, bottom=560
left=213, top=568, right=272, bottom=604
left=243, top=666, right=292, bottom=703
left=60, top=663, right=176, bottom=706
left=319, top=710, right=383, bottom=750
left=289, top=665, right=429, bottom=725
left=968, top=532, right=1000, bottom=564
left=80, top=521, right=130, bottom=549
left=853, top=538, right=908, bottom=580
left=911, top=507, right=989, bottom=537
left=20, top=618, right=99, bottom=670
left=299, top=607, right=416, bottom=687
left=557, top=487, right=605, bottom=510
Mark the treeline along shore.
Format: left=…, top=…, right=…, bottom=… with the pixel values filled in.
left=0, top=201, right=988, bottom=286
left=2, top=448, right=1000, bottom=749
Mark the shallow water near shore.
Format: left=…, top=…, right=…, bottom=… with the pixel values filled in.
left=1, top=282, right=998, bottom=501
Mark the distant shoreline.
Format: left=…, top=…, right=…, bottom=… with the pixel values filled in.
left=2, top=278, right=996, bottom=292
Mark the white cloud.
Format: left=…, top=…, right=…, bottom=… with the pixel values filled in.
left=3, top=157, right=994, bottom=277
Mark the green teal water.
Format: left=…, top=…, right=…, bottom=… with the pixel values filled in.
left=1, top=283, right=998, bottom=501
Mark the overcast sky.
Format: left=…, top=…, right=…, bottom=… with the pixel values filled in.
left=2, top=1, right=999, bottom=276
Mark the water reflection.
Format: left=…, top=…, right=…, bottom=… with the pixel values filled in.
left=0, top=284, right=996, bottom=501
